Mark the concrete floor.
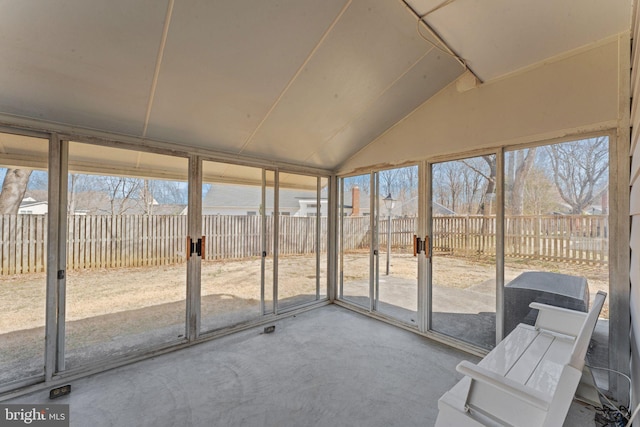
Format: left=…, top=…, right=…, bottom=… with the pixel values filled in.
left=6, top=305, right=596, bottom=426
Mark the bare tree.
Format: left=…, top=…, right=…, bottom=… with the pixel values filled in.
left=523, top=168, right=558, bottom=215
left=152, top=180, right=188, bottom=205
left=378, top=166, right=418, bottom=217
left=509, top=148, right=537, bottom=215
left=27, top=170, right=48, bottom=190
left=546, top=137, right=608, bottom=214
left=141, top=179, right=154, bottom=215
left=379, top=168, right=401, bottom=197
left=66, top=173, right=109, bottom=214
left=433, top=159, right=488, bottom=214
left=457, top=156, right=495, bottom=215
left=101, top=176, right=143, bottom=215
left=459, top=150, right=536, bottom=216
left=398, top=166, right=418, bottom=217
left=0, top=169, right=32, bottom=214
left=439, top=162, right=464, bottom=212
left=344, top=174, right=370, bottom=196
left=68, top=173, right=79, bottom=214
left=460, top=159, right=485, bottom=214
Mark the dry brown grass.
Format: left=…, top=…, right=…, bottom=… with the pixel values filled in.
left=0, top=254, right=609, bottom=335
left=0, top=253, right=609, bottom=383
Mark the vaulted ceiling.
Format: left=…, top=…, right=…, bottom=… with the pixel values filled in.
left=0, top=0, right=631, bottom=173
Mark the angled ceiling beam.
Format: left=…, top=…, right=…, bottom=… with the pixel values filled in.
left=143, top=0, right=175, bottom=137
left=399, top=0, right=484, bottom=84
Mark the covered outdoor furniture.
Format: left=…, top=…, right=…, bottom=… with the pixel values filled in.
left=504, top=271, right=589, bottom=336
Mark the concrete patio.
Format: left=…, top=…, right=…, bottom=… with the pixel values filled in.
left=7, top=305, right=598, bottom=426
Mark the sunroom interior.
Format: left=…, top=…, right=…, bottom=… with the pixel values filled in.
left=0, top=0, right=639, bottom=425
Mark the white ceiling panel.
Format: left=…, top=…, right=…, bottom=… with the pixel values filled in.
left=145, top=0, right=348, bottom=153
left=311, top=48, right=464, bottom=168
left=241, top=0, right=442, bottom=167
left=0, top=0, right=167, bottom=134
left=407, top=0, right=631, bottom=82
left=0, top=0, right=632, bottom=179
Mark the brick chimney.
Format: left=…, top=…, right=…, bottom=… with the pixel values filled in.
left=351, top=186, right=360, bottom=216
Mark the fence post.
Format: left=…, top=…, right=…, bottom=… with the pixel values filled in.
left=464, top=216, right=469, bottom=255
left=533, top=217, right=540, bottom=258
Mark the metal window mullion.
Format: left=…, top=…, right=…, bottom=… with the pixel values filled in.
left=418, top=161, right=430, bottom=333
left=273, top=171, right=280, bottom=314
left=421, top=161, right=432, bottom=333
left=370, top=172, right=378, bottom=312
left=329, top=175, right=338, bottom=302
left=45, top=134, right=61, bottom=381
left=186, top=155, right=202, bottom=341
left=315, top=177, right=321, bottom=300
left=260, top=170, right=266, bottom=315
left=56, top=139, right=68, bottom=372
left=338, top=178, right=344, bottom=300
left=496, top=150, right=505, bottom=344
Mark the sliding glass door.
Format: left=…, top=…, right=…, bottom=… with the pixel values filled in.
left=0, top=132, right=49, bottom=387
left=376, top=166, right=418, bottom=326
left=430, top=156, right=497, bottom=349
left=200, top=162, right=265, bottom=332
left=339, top=174, right=374, bottom=309
left=199, top=166, right=329, bottom=330
left=64, top=142, right=189, bottom=369
left=339, top=167, right=419, bottom=327
left=503, top=138, right=610, bottom=386
left=277, top=174, right=328, bottom=311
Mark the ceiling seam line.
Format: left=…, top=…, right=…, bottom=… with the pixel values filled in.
left=142, top=0, right=175, bottom=138
left=333, top=74, right=464, bottom=173
left=302, top=46, right=435, bottom=163
left=238, top=0, right=354, bottom=154
left=398, top=0, right=484, bottom=84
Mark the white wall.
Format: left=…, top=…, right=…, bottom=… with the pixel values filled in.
left=18, top=203, right=48, bottom=215
left=339, top=39, right=621, bottom=173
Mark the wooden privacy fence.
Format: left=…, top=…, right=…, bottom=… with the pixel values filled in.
left=202, top=215, right=328, bottom=259
left=341, top=215, right=609, bottom=265
left=0, top=214, right=608, bottom=275
left=0, top=214, right=329, bottom=275
left=432, top=215, right=608, bottom=264
left=1, top=214, right=47, bottom=275
left=343, top=217, right=416, bottom=252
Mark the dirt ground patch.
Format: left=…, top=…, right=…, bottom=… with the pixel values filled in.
left=0, top=254, right=609, bottom=334
left=0, top=253, right=609, bottom=383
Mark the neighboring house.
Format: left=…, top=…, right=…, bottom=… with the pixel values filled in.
left=18, top=197, right=48, bottom=215
left=17, top=191, right=185, bottom=215
left=201, top=183, right=327, bottom=217
left=68, top=191, right=185, bottom=215
left=341, top=186, right=371, bottom=216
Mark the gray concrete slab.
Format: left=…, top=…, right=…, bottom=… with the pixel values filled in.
left=6, top=305, right=595, bottom=426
